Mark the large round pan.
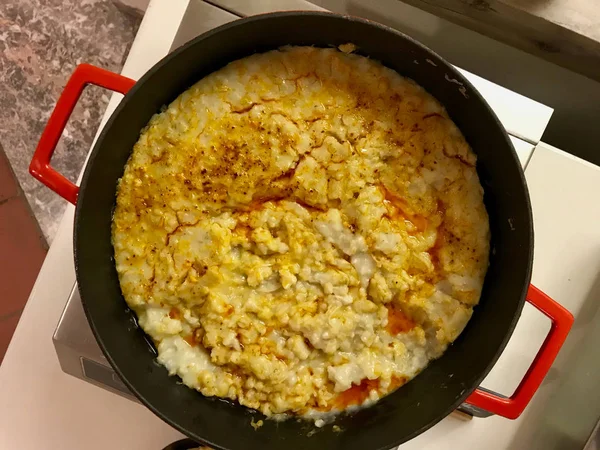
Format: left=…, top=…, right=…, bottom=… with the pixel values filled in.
left=30, top=12, right=573, bottom=450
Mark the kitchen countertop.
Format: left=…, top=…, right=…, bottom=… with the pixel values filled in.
left=0, top=0, right=139, bottom=243
left=1, top=1, right=598, bottom=449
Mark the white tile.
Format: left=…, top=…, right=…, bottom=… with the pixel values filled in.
left=526, top=143, right=600, bottom=312
left=457, top=68, right=553, bottom=143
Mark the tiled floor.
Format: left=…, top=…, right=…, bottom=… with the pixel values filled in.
left=0, top=144, right=48, bottom=364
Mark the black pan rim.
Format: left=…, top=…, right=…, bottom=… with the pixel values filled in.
left=74, top=10, right=533, bottom=449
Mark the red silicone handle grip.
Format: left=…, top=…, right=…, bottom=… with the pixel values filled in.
left=29, top=64, right=135, bottom=205
left=465, top=284, right=574, bottom=419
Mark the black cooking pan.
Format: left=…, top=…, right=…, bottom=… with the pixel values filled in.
left=30, top=12, right=573, bottom=449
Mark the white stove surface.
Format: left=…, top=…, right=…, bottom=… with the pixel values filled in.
left=1, top=1, right=599, bottom=449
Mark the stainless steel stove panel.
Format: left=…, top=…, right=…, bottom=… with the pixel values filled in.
left=53, top=285, right=137, bottom=402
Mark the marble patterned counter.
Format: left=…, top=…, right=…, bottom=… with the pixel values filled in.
left=0, top=0, right=140, bottom=242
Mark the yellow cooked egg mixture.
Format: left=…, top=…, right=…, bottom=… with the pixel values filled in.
left=112, top=46, right=490, bottom=421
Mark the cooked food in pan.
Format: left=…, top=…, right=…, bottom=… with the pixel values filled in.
left=112, top=45, right=490, bottom=422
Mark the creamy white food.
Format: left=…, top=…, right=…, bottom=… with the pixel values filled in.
left=112, top=46, right=490, bottom=419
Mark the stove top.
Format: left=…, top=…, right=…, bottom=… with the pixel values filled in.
left=51, top=0, right=540, bottom=421
left=3, top=1, right=598, bottom=450
left=51, top=1, right=600, bottom=448
left=54, top=285, right=137, bottom=402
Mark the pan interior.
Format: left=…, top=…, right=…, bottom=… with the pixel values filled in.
left=75, top=12, right=532, bottom=450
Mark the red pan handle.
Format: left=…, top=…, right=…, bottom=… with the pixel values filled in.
left=465, top=284, right=574, bottom=419
left=29, top=64, right=135, bottom=205
left=30, top=65, right=573, bottom=420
